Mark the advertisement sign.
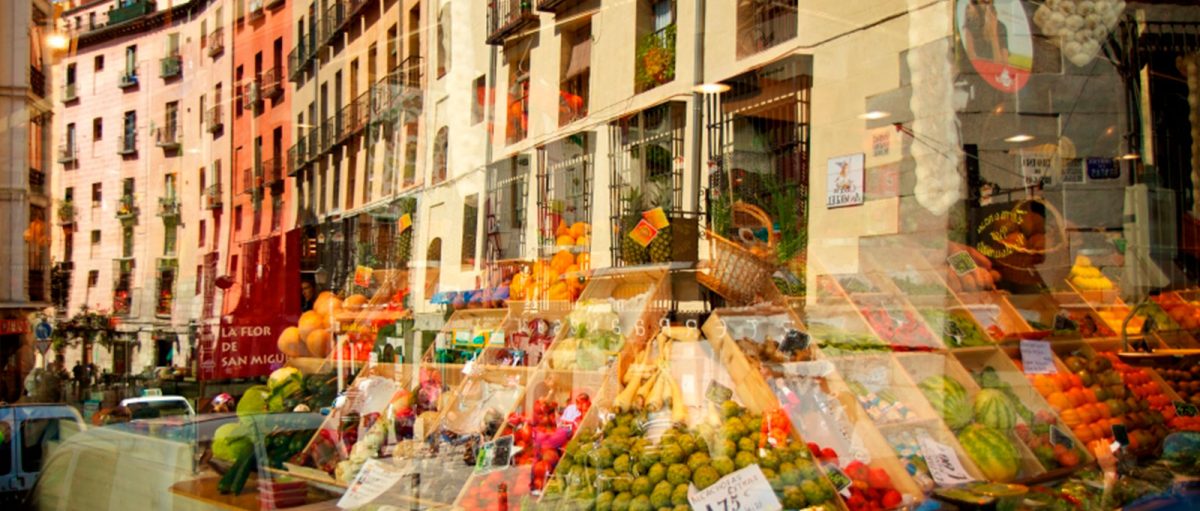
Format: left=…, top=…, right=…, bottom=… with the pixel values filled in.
left=957, top=0, right=1034, bottom=94
left=826, top=153, right=865, bottom=208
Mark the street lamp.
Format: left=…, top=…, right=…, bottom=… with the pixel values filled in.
left=46, top=32, right=69, bottom=51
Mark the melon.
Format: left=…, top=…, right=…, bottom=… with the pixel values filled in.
left=919, top=375, right=974, bottom=430
left=973, top=389, right=1018, bottom=430
left=958, top=424, right=1021, bottom=482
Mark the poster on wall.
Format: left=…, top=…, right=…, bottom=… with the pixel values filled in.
left=827, top=153, right=865, bottom=208
left=956, top=0, right=1034, bottom=94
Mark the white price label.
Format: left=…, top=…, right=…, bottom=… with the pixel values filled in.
left=1020, top=340, right=1057, bottom=375
left=917, top=436, right=974, bottom=487
left=337, top=458, right=413, bottom=509
left=687, top=465, right=782, bottom=511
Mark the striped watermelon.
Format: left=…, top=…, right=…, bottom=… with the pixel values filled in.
left=958, top=424, right=1021, bottom=482
left=919, top=376, right=973, bottom=430
left=973, top=389, right=1018, bottom=430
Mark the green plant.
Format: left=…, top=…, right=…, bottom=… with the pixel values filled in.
left=766, top=179, right=806, bottom=264
left=635, top=25, right=676, bottom=91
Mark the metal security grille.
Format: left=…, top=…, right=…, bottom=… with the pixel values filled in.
left=608, top=101, right=687, bottom=266
left=704, top=55, right=812, bottom=239
left=485, top=154, right=532, bottom=264
left=538, top=132, right=595, bottom=260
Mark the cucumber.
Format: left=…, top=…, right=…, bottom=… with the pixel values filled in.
left=218, top=451, right=256, bottom=495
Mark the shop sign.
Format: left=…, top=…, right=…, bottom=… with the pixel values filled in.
left=956, top=0, right=1034, bottom=94
left=826, top=154, right=865, bottom=208
left=1086, top=157, right=1119, bottom=180
left=1020, top=150, right=1055, bottom=187
left=0, top=319, right=29, bottom=335
left=687, top=464, right=782, bottom=511
left=213, top=325, right=285, bottom=378
left=1062, top=158, right=1085, bottom=184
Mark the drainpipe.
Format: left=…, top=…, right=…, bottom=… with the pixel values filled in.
left=690, top=0, right=705, bottom=217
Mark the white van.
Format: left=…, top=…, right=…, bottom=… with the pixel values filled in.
left=0, top=404, right=86, bottom=497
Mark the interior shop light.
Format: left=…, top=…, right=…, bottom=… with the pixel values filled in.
left=692, top=82, right=731, bottom=94
left=1004, top=134, right=1035, bottom=143
left=858, top=111, right=891, bottom=120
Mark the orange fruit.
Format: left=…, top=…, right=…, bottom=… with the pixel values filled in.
left=298, top=310, right=327, bottom=339
left=1047, top=392, right=1070, bottom=411
left=277, top=326, right=308, bottom=357
left=575, top=235, right=590, bottom=247
left=556, top=221, right=570, bottom=238
left=556, top=235, right=575, bottom=246
left=305, top=328, right=333, bottom=358
left=550, top=250, right=574, bottom=274
left=1073, top=425, right=1093, bottom=443
left=343, top=294, right=369, bottom=311
left=314, top=293, right=344, bottom=319
left=569, top=222, right=589, bottom=239
left=576, top=253, right=591, bottom=271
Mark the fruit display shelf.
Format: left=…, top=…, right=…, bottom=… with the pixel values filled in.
left=906, top=291, right=995, bottom=349
left=953, top=347, right=1093, bottom=478
left=893, top=352, right=1048, bottom=484
left=475, top=303, right=567, bottom=367
left=1005, top=293, right=1113, bottom=341
left=535, top=324, right=850, bottom=511
left=850, top=294, right=945, bottom=351
left=701, top=305, right=813, bottom=383
left=421, top=308, right=511, bottom=368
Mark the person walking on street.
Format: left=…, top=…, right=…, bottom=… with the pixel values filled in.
left=72, top=361, right=85, bottom=401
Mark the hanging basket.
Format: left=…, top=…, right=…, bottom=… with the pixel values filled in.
left=980, top=197, right=1070, bottom=285
left=730, top=201, right=776, bottom=258
left=699, top=229, right=777, bottom=305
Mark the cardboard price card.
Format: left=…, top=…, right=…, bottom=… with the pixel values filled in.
left=338, top=458, right=413, bottom=509
left=398, top=213, right=413, bottom=233
left=917, top=436, right=975, bottom=487
left=1019, top=340, right=1057, bottom=375
left=687, top=465, right=782, bottom=511
left=643, top=207, right=670, bottom=229
left=628, top=219, right=660, bottom=248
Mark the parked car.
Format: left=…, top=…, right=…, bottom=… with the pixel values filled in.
left=0, top=404, right=86, bottom=499
left=118, top=396, right=195, bottom=420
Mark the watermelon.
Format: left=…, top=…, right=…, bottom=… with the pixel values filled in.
left=919, top=376, right=973, bottom=430
left=973, top=389, right=1018, bottom=430
left=958, top=424, right=1021, bottom=482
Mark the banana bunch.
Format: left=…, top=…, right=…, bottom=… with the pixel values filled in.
left=1069, top=255, right=1114, bottom=291
left=613, top=326, right=699, bottom=424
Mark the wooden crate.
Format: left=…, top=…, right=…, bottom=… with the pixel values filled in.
left=476, top=303, right=568, bottom=367
left=430, top=366, right=532, bottom=437
left=421, top=308, right=510, bottom=365
left=955, top=292, right=1033, bottom=342
left=702, top=305, right=813, bottom=383
left=822, top=354, right=940, bottom=426
left=893, top=352, right=1048, bottom=482
left=851, top=293, right=944, bottom=350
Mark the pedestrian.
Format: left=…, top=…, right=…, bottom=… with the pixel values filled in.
left=72, top=361, right=85, bottom=401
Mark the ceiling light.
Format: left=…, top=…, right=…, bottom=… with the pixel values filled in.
left=1119, top=152, right=1140, bottom=160
left=1005, top=134, right=1035, bottom=143
left=46, top=33, right=69, bottom=50
left=692, top=83, right=730, bottom=94
left=858, top=111, right=890, bottom=120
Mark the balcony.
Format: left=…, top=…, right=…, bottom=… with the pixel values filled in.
left=57, top=144, right=77, bottom=164
left=261, top=68, right=283, bottom=99
left=486, top=0, right=540, bottom=45
left=31, top=66, right=45, bottom=97
left=204, top=183, right=223, bottom=210
left=119, top=133, right=138, bottom=155
left=321, top=116, right=337, bottom=152
left=157, top=196, right=181, bottom=220
left=207, top=27, right=224, bottom=57
left=320, top=2, right=345, bottom=48
left=119, top=70, right=139, bottom=89
left=242, top=80, right=261, bottom=110
left=288, top=143, right=303, bottom=177
left=160, top=54, right=182, bottom=79
left=288, top=43, right=306, bottom=82
left=263, top=158, right=285, bottom=189
left=305, top=129, right=320, bottom=164
left=338, top=92, right=370, bottom=144
left=248, top=0, right=265, bottom=20
left=58, top=200, right=76, bottom=225
left=371, top=57, right=424, bottom=124
left=108, top=0, right=155, bottom=26
left=266, top=0, right=285, bottom=8
left=206, top=105, right=223, bottom=133
left=335, top=0, right=372, bottom=38
left=242, top=164, right=258, bottom=193
left=61, top=83, right=77, bottom=102
left=536, top=0, right=586, bottom=13
left=116, top=195, right=137, bottom=221
left=155, top=121, right=181, bottom=150
left=29, top=169, right=46, bottom=196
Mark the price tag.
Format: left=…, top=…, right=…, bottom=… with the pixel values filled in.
left=338, top=458, right=412, bottom=509
left=706, top=381, right=734, bottom=404
left=947, top=252, right=978, bottom=276
left=687, top=464, right=783, bottom=511
left=1050, top=426, right=1075, bottom=449
left=1019, top=340, right=1057, bottom=375
left=398, top=213, right=413, bottom=233
left=917, top=436, right=975, bottom=487
left=474, top=435, right=514, bottom=472
left=628, top=219, right=659, bottom=247
left=821, top=463, right=853, bottom=496
left=1175, top=401, right=1199, bottom=417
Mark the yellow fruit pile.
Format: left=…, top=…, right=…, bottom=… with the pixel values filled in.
left=511, top=250, right=590, bottom=302
left=277, top=291, right=363, bottom=359
left=1069, top=255, right=1114, bottom=291
left=553, top=221, right=591, bottom=247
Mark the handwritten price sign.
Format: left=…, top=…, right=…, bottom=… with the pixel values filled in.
left=917, top=436, right=974, bottom=487
left=687, top=465, right=782, bottom=511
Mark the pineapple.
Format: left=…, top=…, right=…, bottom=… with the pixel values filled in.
left=620, top=186, right=650, bottom=265
left=646, top=177, right=673, bottom=263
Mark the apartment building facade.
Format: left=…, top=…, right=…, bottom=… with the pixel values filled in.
left=52, top=0, right=233, bottom=375
left=0, top=0, right=56, bottom=401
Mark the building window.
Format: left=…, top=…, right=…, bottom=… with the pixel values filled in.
left=93, top=118, right=102, bottom=140
left=91, top=182, right=101, bottom=206
left=87, top=270, right=98, bottom=287
left=462, top=194, right=479, bottom=269
left=195, top=264, right=203, bottom=295
left=485, top=155, right=530, bottom=263
left=433, top=127, right=448, bottom=184
left=125, top=45, right=137, bottom=79
left=472, top=75, right=487, bottom=125
left=122, top=225, right=133, bottom=258
left=505, top=44, right=531, bottom=144
left=539, top=133, right=595, bottom=261
left=560, top=22, right=591, bottom=126
left=635, top=0, right=676, bottom=93
left=66, top=123, right=76, bottom=153
left=90, top=230, right=100, bottom=244
left=234, top=205, right=243, bottom=232
left=164, top=225, right=177, bottom=257
left=609, top=102, right=686, bottom=265
left=65, top=63, right=76, bottom=86
left=425, top=237, right=442, bottom=300
left=122, top=110, right=137, bottom=153
left=736, top=0, right=797, bottom=58
left=437, top=8, right=450, bottom=78
left=95, top=55, right=103, bottom=71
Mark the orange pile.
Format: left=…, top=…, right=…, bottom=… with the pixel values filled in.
left=1028, top=369, right=1121, bottom=448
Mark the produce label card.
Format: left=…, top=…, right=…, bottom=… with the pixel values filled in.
left=1050, top=426, right=1074, bottom=449
left=338, top=458, right=411, bottom=509
left=687, top=464, right=783, bottom=511
left=398, top=213, right=413, bottom=233
left=1175, top=401, right=1198, bottom=417
left=628, top=219, right=659, bottom=247
left=1019, top=340, right=1057, bottom=374
left=642, top=207, right=670, bottom=229
left=946, top=251, right=978, bottom=276
left=821, top=463, right=853, bottom=496
left=917, top=436, right=975, bottom=487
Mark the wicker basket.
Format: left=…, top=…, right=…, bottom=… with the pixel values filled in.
left=698, top=229, right=778, bottom=305
left=731, top=201, right=776, bottom=251
left=984, top=198, right=1070, bottom=285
